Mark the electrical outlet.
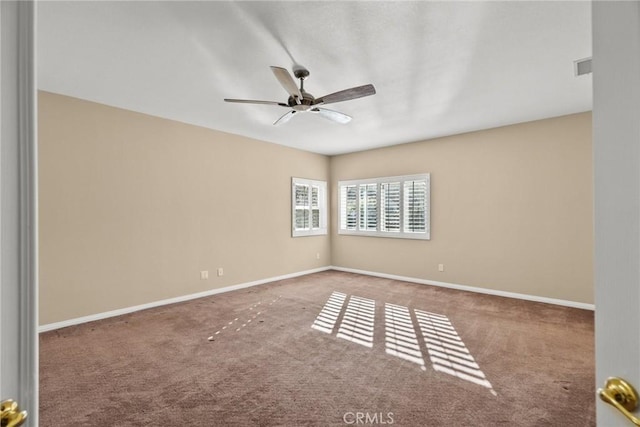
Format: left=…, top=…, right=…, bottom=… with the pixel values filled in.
left=438, top=264, right=444, bottom=272
left=316, top=253, right=320, bottom=260
left=217, top=267, right=224, bottom=277
left=200, top=270, right=209, bottom=280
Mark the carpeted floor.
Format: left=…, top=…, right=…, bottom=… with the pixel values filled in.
left=40, top=271, right=595, bottom=426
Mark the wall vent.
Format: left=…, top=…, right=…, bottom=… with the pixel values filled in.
left=574, top=57, right=592, bottom=76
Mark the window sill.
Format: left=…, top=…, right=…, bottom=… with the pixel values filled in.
left=293, top=229, right=328, bottom=237
left=337, top=230, right=430, bottom=240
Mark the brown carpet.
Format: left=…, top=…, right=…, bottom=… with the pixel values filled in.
left=40, top=271, right=595, bottom=426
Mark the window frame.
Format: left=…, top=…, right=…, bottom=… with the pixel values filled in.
left=292, top=177, right=328, bottom=237
left=338, top=173, right=430, bottom=240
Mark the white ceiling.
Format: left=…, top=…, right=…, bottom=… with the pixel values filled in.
left=37, top=1, right=592, bottom=156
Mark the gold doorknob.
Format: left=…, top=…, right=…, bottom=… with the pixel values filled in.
left=0, top=399, right=27, bottom=427
left=599, top=377, right=640, bottom=426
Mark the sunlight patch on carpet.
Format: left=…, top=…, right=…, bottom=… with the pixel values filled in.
left=415, top=309, right=496, bottom=395
left=385, top=303, right=426, bottom=369
left=336, top=296, right=375, bottom=348
left=311, top=292, right=496, bottom=395
left=208, top=296, right=282, bottom=341
left=312, top=291, right=347, bottom=334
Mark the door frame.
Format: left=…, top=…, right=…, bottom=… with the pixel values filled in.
left=593, top=1, right=640, bottom=425
left=3, top=2, right=640, bottom=427
left=0, top=1, right=38, bottom=425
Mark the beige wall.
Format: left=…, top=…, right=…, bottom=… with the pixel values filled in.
left=330, top=112, right=594, bottom=304
left=39, top=91, right=330, bottom=325
left=39, top=93, right=593, bottom=325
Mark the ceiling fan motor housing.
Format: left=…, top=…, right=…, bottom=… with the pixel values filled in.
left=289, top=90, right=315, bottom=111
left=289, top=67, right=314, bottom=111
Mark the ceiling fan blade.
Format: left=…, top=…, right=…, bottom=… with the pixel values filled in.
left=314, top=84, right=376, bottom=106
left=224, top=98, right=289, bottom=107
left=273, top=110, right=296, bottom=125
left=311, top=108, right=352, bottom=124
left=270, top=66, right=303, bottom=101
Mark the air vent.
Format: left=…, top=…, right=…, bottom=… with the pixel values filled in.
left=574, top=57, right=592, bottom=76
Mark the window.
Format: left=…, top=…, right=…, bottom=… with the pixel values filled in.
left=338, top=174, right=430, bottom=240
left=292, top=178, right=327, bottom=237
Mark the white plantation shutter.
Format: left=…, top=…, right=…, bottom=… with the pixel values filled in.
left=404, top=179, right=427, bottom=232
left=340, top=185, right=358, bottom=230
left=294, top=184, right=309, bottom=230
left=381, top=182, right=401, bottom=232
left=311, top=186, right=320, bottom=229
left=359, top=184, right=378, bottom=231
left=338, top=174, right=430, bottom=240
left=292, top=178, right=327, bottom=237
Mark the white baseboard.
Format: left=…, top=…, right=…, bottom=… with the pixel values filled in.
left=39, top=264, right=593, bottom=332
left=329, top=266, right=595, bottom=310
left=38, top=266, right=331, bottom=332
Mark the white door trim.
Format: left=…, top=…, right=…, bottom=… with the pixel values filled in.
left=593, top=2, right=640, bottom=425
left=0, top=0, right=38, bottom=424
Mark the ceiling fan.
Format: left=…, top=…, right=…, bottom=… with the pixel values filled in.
left=224, top=66, right=376, bottom=125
